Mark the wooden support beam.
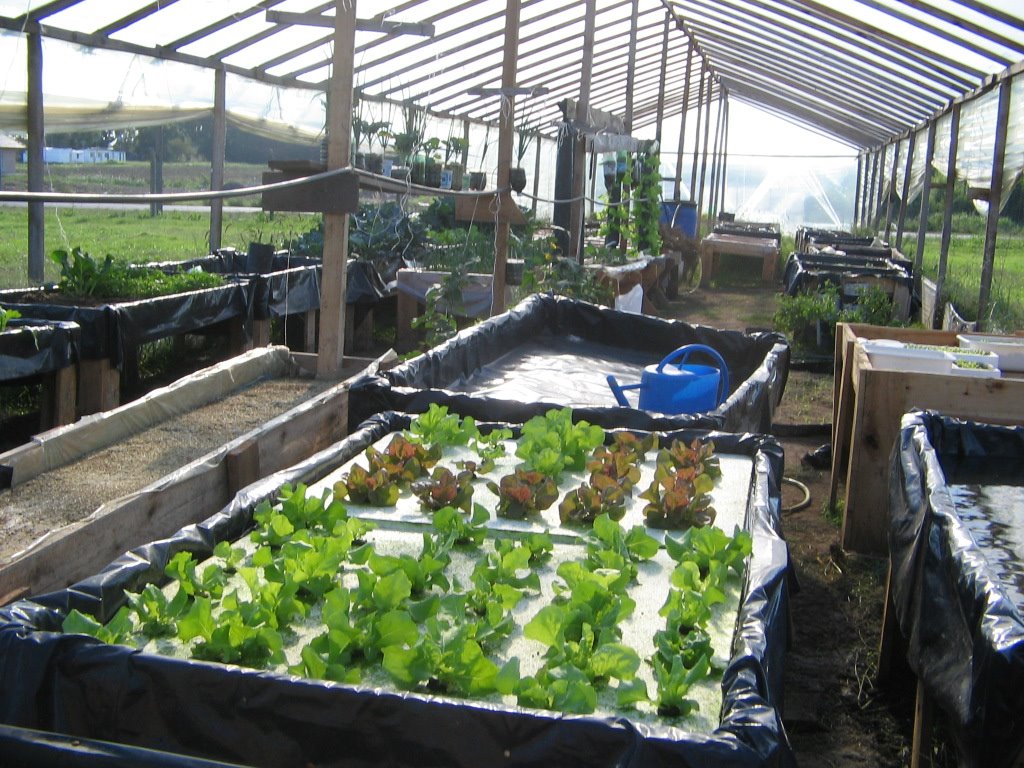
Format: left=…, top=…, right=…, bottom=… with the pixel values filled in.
left=696, top=71, right=714, bottom=230
left=26, top=31, right=44, bottom=283
left=935, top=104, right=961, bottom=315
left=490, top=0, right=521, bottom=316
left=674, top=45, right=694, bottom=200
left=569, top=0, right=596, bottom=264
left=209, top=67, right=226, bottom=252
left=316, top=2, right=356, bottom=379
left=689, top=59, right=705, bottom=205
left=624, top=0, right=639, bottom=133
left=719, top=97, right=730, bottom=214
left=654, top=11, right=670, bottom=143
left=873, top=144, right=888, bottom=233
left=913, top=121, right=937, bottom=299
left=895, top=131, right=916, bottom=251
left=884, top=139, right=901, bottom=240
left=266, top=9, right=435, bottom=36
left=853, top=152, right=863, bottom=228
left=977, top=77, right=1012, bottom=331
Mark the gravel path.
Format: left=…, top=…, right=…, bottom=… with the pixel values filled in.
left=0, top=376, right=335, bottom=563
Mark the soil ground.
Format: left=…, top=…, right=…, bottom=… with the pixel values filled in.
left=662, top=267, right=923, bottom=767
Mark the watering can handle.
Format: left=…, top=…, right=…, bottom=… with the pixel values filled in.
left=606, top=375, right=641, bottom=407
left=655, top=344, right=731, bottom=406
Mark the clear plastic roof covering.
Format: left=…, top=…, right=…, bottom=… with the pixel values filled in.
left=0, top=0, right=1021, bottom=151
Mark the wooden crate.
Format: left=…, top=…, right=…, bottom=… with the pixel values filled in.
left=830, top=322, right=1024, bottom=554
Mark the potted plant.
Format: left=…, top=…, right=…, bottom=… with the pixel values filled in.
left=419, top=137, right=443, bottom=187
left=362, top=120, right=389, bottom=175
left=351, top=115, right=369, bottom=169
left=469, top=123, right=491, bottom=191
left=392, top=102, right=424, bottom=182
left=510, top=126, right=533, bottom=194
left=442, top=136, right=468, bottom=191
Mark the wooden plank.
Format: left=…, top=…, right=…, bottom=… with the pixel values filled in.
left=226, top=438, right=261, bottom=495
left=252, top=318, right=272, bottom=347
left=840, top=337, right=1024, bottom=554
left=303, top=309, right=317, bottom=352
left=78, top=357, right=119, bottom=415
left=454, top=192, right=527, bottom=225
left=39, top=365, right=77, bottom=429
left=0, top=385, right=352, bottom=601
left=910, top=678, right=934, bottom=768
left=261, top=170, right=359, bottom=214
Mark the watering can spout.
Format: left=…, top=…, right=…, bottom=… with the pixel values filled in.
left=606, top=375, right=640, bottom=407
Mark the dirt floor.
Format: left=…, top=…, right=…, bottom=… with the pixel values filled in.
left=661, top=270, right=922, bottom=767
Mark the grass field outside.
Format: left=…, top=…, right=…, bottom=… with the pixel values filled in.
left=0, top=208, right=319, bottom=287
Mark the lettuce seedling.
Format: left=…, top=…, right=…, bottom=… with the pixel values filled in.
left=516, top=408, right=604, bottom=478
left=412, top=466, right=474, bottom=513
left=665, top=524, right=752, bottom=580
left=488, top=468, right=559, bottom=519
left=164, top=550, right=227, bottom=598
left=640, top=462, right=717, bottom=530
left=125, top=583, right=190, bottom=638
left=652, top=652, right=711, bottom=717
left=658, top=438, right=722, bottom=479
left=559, top=479, right=628, bottom=525
left=366, top=434, right=440, bottom=484
left=63, top=606, right=134, bottom=646
left=336, top=464, right=401, bottom=507
left=586, top=449, right=642, bottom=495
left=431, top=504, right=489, bottom=548
left=406, top=403, right=480, bottom=449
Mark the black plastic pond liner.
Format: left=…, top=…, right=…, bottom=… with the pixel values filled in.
left=0, top=282, right=254, bottom=367
left=358, top=294, right=789, bottom=435
left=890, top=410, right=1024, bottom=768
left=0, top=412, right=794, bottom=768
left=0, top=319, right=79, bottom=381
left=0, top=723, right=255, bottom=767
left=781, top=252, right=913, bottom=299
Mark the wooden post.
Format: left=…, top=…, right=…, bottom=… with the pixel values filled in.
left=873, top=144, right=888, bottom=233
left=654, top=11, right=670, bottom=144
left=719, top=98, right=730, bottom=215
left=150, top=126, right=164, bottom=217
left=883, top=139, right=900, bottom=240
left=977, top=78, right=1012, bottom=331
left=935, top=104, right=961, bottom=318
left=489, top=0, right=521, bottom=316
left=853, top=152, right=863, bottom=229
left=863, top=150, right=878, bottom=229
left=26, top=30, right=44, bottom=283
left=209, top=67, right=227, bottom=252
left=316, top=1, right=356, bottom=378
left=895, top=132, right=915, bottom=251
left=674, top=45, right=694, bottom=201
left=696, top=72, right=713, bottom=232
left=569, top=0, right=596, bottom=264
left=913, top=121, right=937, bottom=290
left=624, top=0, right=639, bottom=134
left=531, top=133, right=541, bottom=216
left=690, top=59, right=706, bottom=205
left=708, top=94, right=725, bottom=220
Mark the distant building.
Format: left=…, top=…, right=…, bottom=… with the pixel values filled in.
left=0, top=132, right=22, bottom=175
left=17, top=146, right=126, bottom=164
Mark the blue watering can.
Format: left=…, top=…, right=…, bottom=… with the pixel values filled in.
left=607, top=344, right=730, bottom=414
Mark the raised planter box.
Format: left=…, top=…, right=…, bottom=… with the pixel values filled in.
left=353, top=294, right=789, bottom=434
left=0, top=413, right=793, bottom=767
left=0, top=281, right=255, bottom=415
left=884, top=411, right=1024, bottom=768
left=0, top=319, right=80, bottom=431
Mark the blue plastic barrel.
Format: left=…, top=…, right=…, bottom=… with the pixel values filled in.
left=660, top=200, right=698, bottom=238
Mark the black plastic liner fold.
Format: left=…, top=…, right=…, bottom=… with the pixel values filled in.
left=0, top=319, right=80, bottom=381
left=781, top=252, right=913, bottom=299
left=0, top=413, right=794, bottom=768
left=354, top=294, right=789, bottom=434
left=889, top=410, right=1024, bottom=768
left=0, top=282, right=253, bottom=367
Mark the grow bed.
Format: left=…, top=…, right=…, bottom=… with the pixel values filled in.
left=0, top=411, right=793, bottom=768
left=0, top=319, right=80, bottom=432
left=351, top=294, right=789, bottom=434
left=887, top=410, right=1024, bottom=768
left=0, top=280, right=255, bottom=415
left=699, top=233, right=780, bottom=285
left=0, top=346, right=370, bottom=602
left=781, top=251, right=913, bottom=304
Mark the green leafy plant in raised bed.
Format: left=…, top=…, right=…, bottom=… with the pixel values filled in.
left=520, top=254, right=615, bottom=306
left=640, top=439, right=720, bottom=530
left=0, top=306, right=20, bottom=332
left=49, top=246, right=224, bottom=299
left=773, top=284, right=904, bottom=355
left=515, top=408, right=605, bottom=479
left=412, top=466, right=475, bottom=513
left=559, top=434, right=655, bottom=525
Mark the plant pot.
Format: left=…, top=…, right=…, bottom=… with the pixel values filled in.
left=245, top=242, right=275, bottom=274
left=469, top=171, right=487, bottom=191
left=390, top=165, right=410, bottom=182
left=410, top=160, right=426, bottom=186
left=509, top=167, right=527, bottom=194
left=425, top=163, right=442, bottom=188
left=353, top=152, right=366, bottom=170
left=505, top=258, right=525, bottom=286
left=445, top=163, right=464, bottom=191
left=364, top=153, right=383, bottom=175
